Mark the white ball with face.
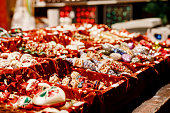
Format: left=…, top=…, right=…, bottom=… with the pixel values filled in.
left=33, top=86, right=66, bottom=106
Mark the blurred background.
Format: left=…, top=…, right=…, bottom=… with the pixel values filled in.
left=1, top=0, right=170, bottom=31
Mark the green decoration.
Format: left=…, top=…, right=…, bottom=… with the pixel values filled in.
left=24, top=97, right=31, bottom=103
left=144, top=0, right=170, bottom=24
left=40, top=91, right=47, bottom=97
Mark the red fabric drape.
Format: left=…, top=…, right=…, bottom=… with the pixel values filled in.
left=0, top=0, right=8, bottom=30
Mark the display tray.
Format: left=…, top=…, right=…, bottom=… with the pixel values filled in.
left=101, top=56, right=170, bottom=113
left=0, top=23, right=169, bottom=113
left=0, top=37, right=22, bottom=52
left=1, top=57, right=168, bottom=113
left=0, top=101, right=86, bottom=113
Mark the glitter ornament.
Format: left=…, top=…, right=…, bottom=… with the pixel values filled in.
left=133, top=45, right=149, bottom=55
left=120, top=46, right=134, bottom=56
left=120, top=42, right=129, bottom=48
left=122, top=54, right=132, bottom=62
left=73, top=58, right=83, bottom=67
left=49, top=73, right=59, bottom=83
left=98, top=82, right=107, bottom=90
left=111, top=48, right=127, bottom=55
left=111, top=61, right=132, bottom=73
left=131, top=57, right=141, bottom=63
left=92, top=58, right=100, bottom=65
left=83, top=59, right=96, bottom=71
left=70, top=80, right=78, bottom=88
left=107, top=69, right=117, bottom=76
left=97, top=62, right=111, bottom=74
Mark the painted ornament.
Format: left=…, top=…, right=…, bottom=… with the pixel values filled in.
left=33, top=86, right=66, bottom=106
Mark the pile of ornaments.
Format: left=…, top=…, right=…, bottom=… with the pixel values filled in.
left=0, top=78, right=84, bottom=113
left=49, top=71, right=107, bottom=90
left=100, top=40, right=157, bottom=63
left=0, top=23, right=169, bottom=112
left=0, top=52, right=37, bottom=69
left=66, top=57, right=132, bottom=76
left=19, top=41, right=68, bottom=56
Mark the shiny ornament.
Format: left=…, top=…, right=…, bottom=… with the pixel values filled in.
left=101, top=43, right=115, bottom=51
left=71, top=71, right=80, bottom=80
left=62, top=77, right=70, bottom=86
left=127, top=42, right=134, bottom=49
left=110, top=53, right=122, bottom=61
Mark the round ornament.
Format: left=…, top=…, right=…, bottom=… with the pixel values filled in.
left=110, top=53, right=122, bottom=61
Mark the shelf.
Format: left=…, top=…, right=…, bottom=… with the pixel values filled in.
left=35, top=0, right=151, bottom=8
